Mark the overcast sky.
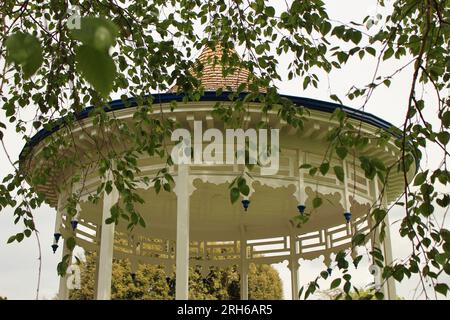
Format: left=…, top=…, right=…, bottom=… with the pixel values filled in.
left=0, top=0, right=448, bottom=300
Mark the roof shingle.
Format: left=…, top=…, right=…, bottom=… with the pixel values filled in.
left=169, top=45, right=262, bottom=93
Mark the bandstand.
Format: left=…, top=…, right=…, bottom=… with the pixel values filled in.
left=20, top=47, right=415, bottom=300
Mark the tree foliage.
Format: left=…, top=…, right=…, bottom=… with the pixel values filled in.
left=0, top=0, right=448, bottom=299
left=69, top=252, right=282, bottom=300
left=316, top=288, right=403, bottom=300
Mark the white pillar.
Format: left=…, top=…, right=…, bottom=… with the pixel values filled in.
left=381, top=193, right=397, bottom=299
left=56, top=192, right=69, bottom=300
left=297, top=151, right=306, bottom=206
left=93, top=233, right=101, bottom=299
left=342, top=159, right=352, bottom=234
left=54, top=195, right=63, bottom=240
left=175, top=164, right=190, bottom=300
left=96, top=168, right=119, bottom=300
left=373, top=179, right=397, bottom=300
left=58, top=242, right=70, bottom=300
left=289, top=235, right=299, bottom=300
left=240, top=238, right=248, bottom=300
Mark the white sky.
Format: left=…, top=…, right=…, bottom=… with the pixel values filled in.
left=0, top=0, right=448, bottom=300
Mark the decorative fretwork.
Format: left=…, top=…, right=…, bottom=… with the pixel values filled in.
left=63, top=212, right=371, bottom=268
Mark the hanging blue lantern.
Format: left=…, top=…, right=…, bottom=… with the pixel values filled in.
left=51, top=244, right=58, bottom=253
left=327, top=267, right=332, bottom=276
left=71, top=220, right=78, bottom=230
left=241, top=199, right=250, bottom=211
left=54, top=233, right=61, bottom=242
left=344, top=212, right=352, bottom=223
left=297, top=205, right=306, bottom=215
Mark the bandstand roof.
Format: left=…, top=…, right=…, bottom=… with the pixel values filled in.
left=20, top=91, right=397, bottom=161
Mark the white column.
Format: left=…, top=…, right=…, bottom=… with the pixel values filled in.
left=93, top=231, right=101, bottom=299
left=96, top=168, right=119, bottom=300
left=58, top=242, right=70, bottom=300
left=240, top=238, right=248, bottom=300
left=175, top=164, right=190, bottom=300
left=54, top=195, right=63, bottom=241
left=297, top=151, right=306, bottom=206
left=289, top=235, right=299, bottom=300
left=381, top=192, right=397, bottom=299
left=56, top=192, right=69, bottom=300
left=373, top=179, right=397, bottom=300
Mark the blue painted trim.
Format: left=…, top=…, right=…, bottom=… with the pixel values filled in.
left=19, top=91, right=398, bottom=160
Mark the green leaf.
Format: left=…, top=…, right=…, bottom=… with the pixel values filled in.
left=375, top=291, right=384, bottom=300
left=437, top=132, right=449, bottom=145
left=266, top=6, right=275, bottom=17
left=442, top=111, right=450, bottom=128
left=303, top=76, right=310, bottom=89
left=138, top=217, right=146, bottom=228
left=358, top=50, right=365, bottom=60
left=320, top=21, right=332, bottom=35
left=7, top=235, right=16, bottom=244
left=66, top=237, right=76, bottom=251
left=255, top=44, right=265, bottom=55
left=16, top=233, right=24, bottom=242
left=330, top=94, right=343, bottom=104
left=372, top=208, right=386, bottom=224
left=70, top=17, right=119, bottom=51
left=319, top=162, right=330, bottom=175
left=5, top=32, right=43, bottom=78
left=75, top=45, right=116, bottom=96
left=163, top=183, right=171, bottom=192
left=444, top=264, right=450, bottom=275
left=309, top=167, right=318, bottom=176
left=343, top=281, right=351, bottom=293
left=240, top=184, right=250, bottom=196
left=352, top=233, right=366, bottom=246
left=333, top=166, right=345, bottom=182
left=371, top=158, right=386, bottom=171
left=330, top=278, right=341, bottom=289
left=57, top=260, right=69, bottom=277
left=105, top=217, right=115, bottom=224
left=353, top=255, right=363, bottom=268
left=350, top=31, right=362, bottom=45
left=435, top=253, right=447, bottom=265
left=393, top=268, right=404, bottom=282
left=313, top=197, right=323, bottom=208
left=366, top=47, right=376, bottom=56
left=337, top=51, right=348, bottom=64
left=105, top=181, right=113, bottom=194
left=230, top=187, right=240, bottom=204
left=444, top=242, right=450, bottom=254
left=435, top=283, right=449, bottom=296
left=154, top=179, right=161, bottom=193
left=413, top=171, right=427, bottom=186
left=383, top=48, right=394, bottom=60
left=336, top=146, right=348, bottom=159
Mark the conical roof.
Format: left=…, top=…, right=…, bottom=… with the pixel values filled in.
left=169, top=45, right=260, bottom=93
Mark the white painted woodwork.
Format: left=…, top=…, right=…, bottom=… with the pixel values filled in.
left=96, top=168, right=119, bottom=300
left=240, top=238, right=248, bottom=300
left=175, top=164, right=190, bottom=300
